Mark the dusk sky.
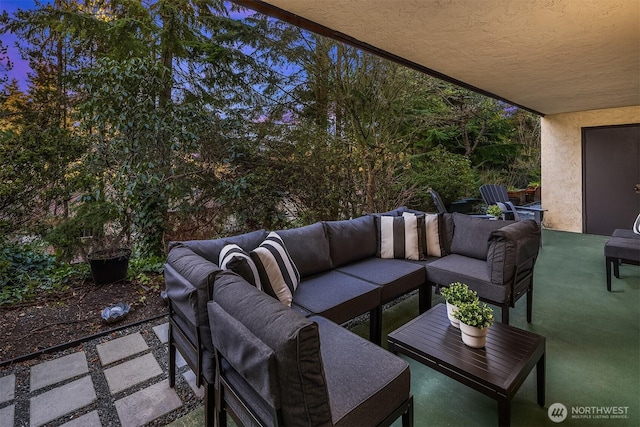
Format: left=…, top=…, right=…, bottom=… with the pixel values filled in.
left=2, top=0, right=37, bottom=89
left=1, top=1, right=253, bottom=91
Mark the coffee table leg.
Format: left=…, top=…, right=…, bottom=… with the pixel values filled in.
left=498, top=398, right=510, bottom=427
left=537, top=352, right=546, bottom=406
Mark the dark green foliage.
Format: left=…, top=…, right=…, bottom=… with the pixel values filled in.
left=0, top=240, right=86, bottom=305
left=404, top=146, right=477, bottom=210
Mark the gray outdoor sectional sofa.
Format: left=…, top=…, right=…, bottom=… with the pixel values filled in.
left=164, top=207, right=541, bottom=426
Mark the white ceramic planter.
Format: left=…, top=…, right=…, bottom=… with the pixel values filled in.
left=446, top=301, right=460, bottom=328
left=459, top=322, right=489, bottom=348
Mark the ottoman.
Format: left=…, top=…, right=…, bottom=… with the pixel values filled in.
left=604, top=236, right=640, bottom=291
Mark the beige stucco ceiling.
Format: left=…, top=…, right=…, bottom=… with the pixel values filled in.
left=236, top=0, right=640, bottom=116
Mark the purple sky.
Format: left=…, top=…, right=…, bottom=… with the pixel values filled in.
left=2, top=0, right=37, bottom=90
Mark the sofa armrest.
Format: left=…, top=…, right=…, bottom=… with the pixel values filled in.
left=486, top=220, right=541, bottom=286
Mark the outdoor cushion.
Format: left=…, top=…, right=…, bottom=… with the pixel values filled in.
left=310, top=315, right=410, bottom=427
left=375, top=214, right=426, bottom=260
left=337, top=257, right=426, bottom=303
left=218, top=244, right=261, bottom=288
left=277, top=222, right=332, bottom=277
left=250, top=232, right=301, bottom=307
left=487, top=220, right=541, bottom=286
left=175, top=229, right=267, bottom=264
left=403, top=212, right=443, bottom=257
left=324, top=215, right=377, bottom=267
left=450, top=213, right=513, bottom=260
left=211, top=272, right=332, bottom=426
left=292, top=270, right=381, bottom=325
left=164, top=246, right=222, bottom=382
left=604, top=237, right=640, bottom=262
left=426, top=254, right=510, bottom=303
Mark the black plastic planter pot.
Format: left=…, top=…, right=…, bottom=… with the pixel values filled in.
left=88, top=248, right=131, bottom=285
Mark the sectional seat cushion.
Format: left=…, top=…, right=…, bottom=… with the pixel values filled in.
left=250, top=232, right=300, bottom=307
left=450, top=213, right=514, bottom=260
left=292, top=270, right=381, bottom=325
left=210, top=273, right=332, bottom=426
left=310, top=315, right=410, bottom=426
left=324, top=215, right=377, bottom=267
left=426, top=254, right=511, bottom=303
left=277, top=222, right=332, bottom=277
left=219, top=244, right=261, bottom=288
left=173, top=229, right=267, bottom=264
left=337, top=257, right=426, bottom=303
left=375, top=214, right=426, bottom=260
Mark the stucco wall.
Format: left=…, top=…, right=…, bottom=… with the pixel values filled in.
left=541, top=106, right=640, bottom=232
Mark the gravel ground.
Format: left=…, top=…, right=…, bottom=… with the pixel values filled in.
left=0, top=315, right=203, bottom=427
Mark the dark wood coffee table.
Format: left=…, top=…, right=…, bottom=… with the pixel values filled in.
left=387, top=304, right=545, bottom=427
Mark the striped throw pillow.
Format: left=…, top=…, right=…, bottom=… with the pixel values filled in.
left=403, top=212, right=443, bottom=257
left=219, top=244, right=262, bottom=289
left=375, top=215, right=426, bottom=260
left=250, top=232, right=300, bottom=306
left=634, top=213, right=640, bottom=235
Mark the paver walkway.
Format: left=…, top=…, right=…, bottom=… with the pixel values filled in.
left=0, top=317, right=204, bottom=427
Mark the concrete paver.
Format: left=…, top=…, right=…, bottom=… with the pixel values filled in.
left=30, top=351, right=89, bottom=391
left=0, top=374, right=15, bottom=404
left=182, top=370, right=204, bottom=398
left=115, top=379, right=182, bottom=427
left=59, top=410, right=102, bottom=427
left=96, top=332, right=148, bottom=366
left=153, top=322, right=169, bottom=343
left=103, top=352, right=163, bottom=394
left=29, top=376, right=96, bottom=427
left=0, top=404, right=15, bottom=427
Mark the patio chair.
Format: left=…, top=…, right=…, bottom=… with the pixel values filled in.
left=480, top=184, right=546, bottom=224
left=429, top=189, right=448, bottom=214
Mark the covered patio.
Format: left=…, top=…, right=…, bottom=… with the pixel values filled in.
left=2, top=229, right=636, bottom=426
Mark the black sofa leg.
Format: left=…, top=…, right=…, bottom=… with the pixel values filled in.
left=526, top=288, right=533, bottom=323
left=168, top=323, right=176, bottom=388
left=419, top=283, right=432, bottom=314
left=370, top=306, right=382, bottom=346
left=606, top=257, right=613, bottom=291
left=501, top=306, right=510, bottom=325
left=204, top=381, right=216, bottom=427
left=402, top=396, right=414, bottom=427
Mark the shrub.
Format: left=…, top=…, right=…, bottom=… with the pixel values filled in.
left=404, top=145, right=476, bottom=210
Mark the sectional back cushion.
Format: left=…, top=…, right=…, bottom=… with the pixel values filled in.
left=250, top=232, right=300, bottom=307
left=324, top=215, right=377, bottom=267
left=375, top=215, right=426, bottom=260
left=178, top=229, right=267, bottom=264
left=211, top=273, right=332, bottom=426
left=277, top=222, right=332, bottom=277
left=487, top=220, right=541, bottom=285
left=450, top=213, right=514, bottom=260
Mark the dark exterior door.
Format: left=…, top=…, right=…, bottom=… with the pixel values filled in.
left=583, top=124, right=640, bottom=235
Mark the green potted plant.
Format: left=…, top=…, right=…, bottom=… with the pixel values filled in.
left=453, top=300, right=495, bottom=348
left=48, top=199, right=131, bottom=284
left=486, top=204, right=503, bottom=220
left=440, top=282, right=477, bottom=328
